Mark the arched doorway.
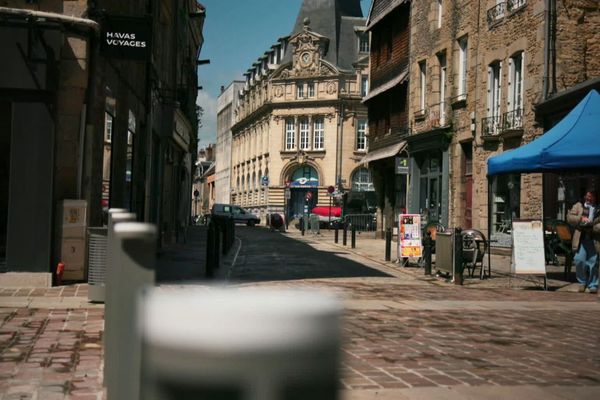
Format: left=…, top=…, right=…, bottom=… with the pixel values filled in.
left=287, top=165, right=319, bottom=219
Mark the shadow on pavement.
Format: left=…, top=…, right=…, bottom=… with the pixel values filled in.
left=229, top=227, right=391, bottom=282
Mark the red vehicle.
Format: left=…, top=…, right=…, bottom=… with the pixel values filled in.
left=311, top=205, right=342, bottom=227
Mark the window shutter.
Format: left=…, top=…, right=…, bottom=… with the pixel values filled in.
left=507, top=58, right=513, bottom=112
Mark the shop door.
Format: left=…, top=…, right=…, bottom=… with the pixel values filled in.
left=419, top=154, right=443, bottom=224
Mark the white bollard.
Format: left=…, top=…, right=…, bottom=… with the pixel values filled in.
left=139, top=288, right=342, bottom=400
left=105, top=220, right=156, bottom=400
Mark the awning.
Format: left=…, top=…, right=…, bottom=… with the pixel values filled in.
left=362, top=69, right=408, bottom=103
left=361, top=141, right=407, bottom=164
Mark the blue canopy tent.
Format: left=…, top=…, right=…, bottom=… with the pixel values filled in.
left=484, top=89, right=600, bottom=278
left=488, top=89, right=600, bottom=175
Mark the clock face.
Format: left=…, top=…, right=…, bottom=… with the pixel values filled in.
left=300, top=52, right=312, bottom=66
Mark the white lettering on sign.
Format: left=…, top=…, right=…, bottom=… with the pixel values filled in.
left=106, top=32, right=147, bottom=48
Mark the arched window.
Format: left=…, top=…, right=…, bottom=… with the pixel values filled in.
left=351, top=167, right=374, bottom=191
left=290, top=165, right=319, bottom=187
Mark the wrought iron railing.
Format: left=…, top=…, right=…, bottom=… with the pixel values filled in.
left=487, top=2, right=506, bottom=26
left=507, top=0, right=526, bottom=12
left=503, top=108, right=524, bottom=131
left=481, top=115, right=502, bottom=137
left=344, top=214, right=377, bottom=232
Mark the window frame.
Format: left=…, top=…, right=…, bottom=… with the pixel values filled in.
left=299, top=117, right=310, bottom=150
left=313, top=117, right=324, bottom=150
left=457, top=36, right=468, bottom=99
left=285, top=118, right=296, bottom=151
left=356, top=119, right=368, bottom=151
left=419, top=60, right=427, bottom=112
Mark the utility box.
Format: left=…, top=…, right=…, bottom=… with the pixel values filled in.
left=435, top=231, right=454, bottom=275
left=56, top=200, right=87, bottom=281
left=87, top=227, right=108, bottom=302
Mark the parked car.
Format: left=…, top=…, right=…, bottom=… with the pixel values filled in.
left=212, top=203, right=260, bottom=226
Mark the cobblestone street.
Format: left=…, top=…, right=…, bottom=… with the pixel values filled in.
left=0, top=227, right=599, bottom=399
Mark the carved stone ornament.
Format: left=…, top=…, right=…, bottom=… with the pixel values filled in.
left=326, top=82, right=336, bottom=94
left=274, top=86, right=284, bottom=98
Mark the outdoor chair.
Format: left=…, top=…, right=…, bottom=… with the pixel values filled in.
left=549, top=220, right=574, bottom=279
left=461, top=229, right=488, bottom=279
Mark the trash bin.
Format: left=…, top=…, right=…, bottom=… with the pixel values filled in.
left=87, top=227, right=108, bottom=303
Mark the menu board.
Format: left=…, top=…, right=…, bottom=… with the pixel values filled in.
left=511, top=220, right=546, bottom=275
left=398, top=214, right=422, bottom=258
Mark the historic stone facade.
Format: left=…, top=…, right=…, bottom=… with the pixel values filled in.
left=230, top=0, right=369, bottom=224
left=403, top=0, right=600, bottom=246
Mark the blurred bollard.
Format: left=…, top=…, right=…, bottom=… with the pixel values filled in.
left=139, top=288, right=342, bottom=400
left=385, top=228, right=392, bottom=262
left=423, top=232, right=432, bottom=276
left=334, top=226, right=339, bottom=244
left=104, top=209, right=134, bottom=386
left=454, top=227, right=463, bottom=285
left=107, top=222, right=157, bottom=400
left=351, top=225, right=356, bottom=249
left=301, top=217, right=305, bottom=236
left=342, top=224, right=347, bottom=246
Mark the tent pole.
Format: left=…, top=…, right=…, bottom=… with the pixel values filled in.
left=487, top=177, right=492, bottom=278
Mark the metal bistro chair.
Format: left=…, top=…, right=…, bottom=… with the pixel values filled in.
left=461, top=229, right=488, bottom=279
left=550, top=220, right=574, bottom=279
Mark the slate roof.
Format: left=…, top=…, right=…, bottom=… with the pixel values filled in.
left=282, top=0, right=366, bottom=71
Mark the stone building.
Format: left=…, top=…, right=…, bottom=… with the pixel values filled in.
left=398, top=0, right=600, bottom=246
left=230, top=0, right=371, bottom=224
left=363, top=0, right=411, bottom=237
left=0, top=0, right=204, bottom=284
left=215, top=81, right=244, bottom=205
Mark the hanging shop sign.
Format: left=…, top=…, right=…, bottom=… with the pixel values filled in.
left=101, top=16, right=152, bottom=61
left=395, top=157, right=409, bottom=174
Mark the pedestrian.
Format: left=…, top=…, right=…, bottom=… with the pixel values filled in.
left=567, top=190, right=599, bottom=294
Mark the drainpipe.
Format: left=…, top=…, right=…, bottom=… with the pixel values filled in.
left=336, top=99, right=345, bottom=190
left=543, top=0, right=557, bottom=99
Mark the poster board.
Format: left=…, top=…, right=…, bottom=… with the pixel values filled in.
left=511, top=219, right=546, bottom=275
left=398, top=214, right=422, bottom=258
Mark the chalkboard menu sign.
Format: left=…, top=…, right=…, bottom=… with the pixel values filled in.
left=511, top=220, right=546, bottom=275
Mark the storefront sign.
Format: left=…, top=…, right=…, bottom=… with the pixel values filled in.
left=102, top=16, right=152, bottom=61
left=398, top=214, right=422, bottom=258
left=395, top=157, right=409, bottom=174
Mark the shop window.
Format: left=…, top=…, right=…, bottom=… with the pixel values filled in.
left=491, top=174, right=520, bottom=236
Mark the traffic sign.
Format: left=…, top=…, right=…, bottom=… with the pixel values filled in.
left=305, top=191, right=313, bottom=201
left=327, top=185, right=335, bottom=194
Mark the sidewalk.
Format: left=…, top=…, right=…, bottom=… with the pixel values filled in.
left=288, top=227, right=583, bottom=292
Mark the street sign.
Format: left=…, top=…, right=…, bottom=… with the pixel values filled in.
left=396, top=157, right=409, bottom=174
left=327, top=185, right=335, bottom=194
left=305, top=191, right=313, bottom=201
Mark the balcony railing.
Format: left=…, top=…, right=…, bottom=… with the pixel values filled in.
left=507, top=0, right=526, bottom=12
left=503, top=108, right=523, bottom=131
left=481, top=115, right=502, bottom=137
left=481, top=109, right=524, bottom=137
left=487, top=2, right=506, bottom=26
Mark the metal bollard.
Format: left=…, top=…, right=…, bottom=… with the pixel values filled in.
left=107, top=222, right=157, bottom=400
left=334, top=226, right=339, bottom=244
left=138, top=288, right=342, bottom=400
left=385, top=228, right=392, bottom=262
left=351, top=225, right=356, bottom=249
left=301, top=217, right=305, bottom=236
left=342, top=224, right=347, bottom=246
left=454, top=227, right=463, bottom=285
left=104, top=210, right=134, bottom=386
left=423, top=232, right=432, bottom=275
left=206, top=222, right=216, bottom=278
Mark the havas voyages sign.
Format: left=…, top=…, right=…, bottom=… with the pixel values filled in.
left=101, top=16, right=152, bottom=61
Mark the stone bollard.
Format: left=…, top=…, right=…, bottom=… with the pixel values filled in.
left=106, top=222, right=157, bottom=400
left=138, top=288, right=342, bottom=400
left=104, top=210, right=134, bottom=386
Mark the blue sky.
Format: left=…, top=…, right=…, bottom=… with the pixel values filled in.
left=197, top=0, right=372, bottom=148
